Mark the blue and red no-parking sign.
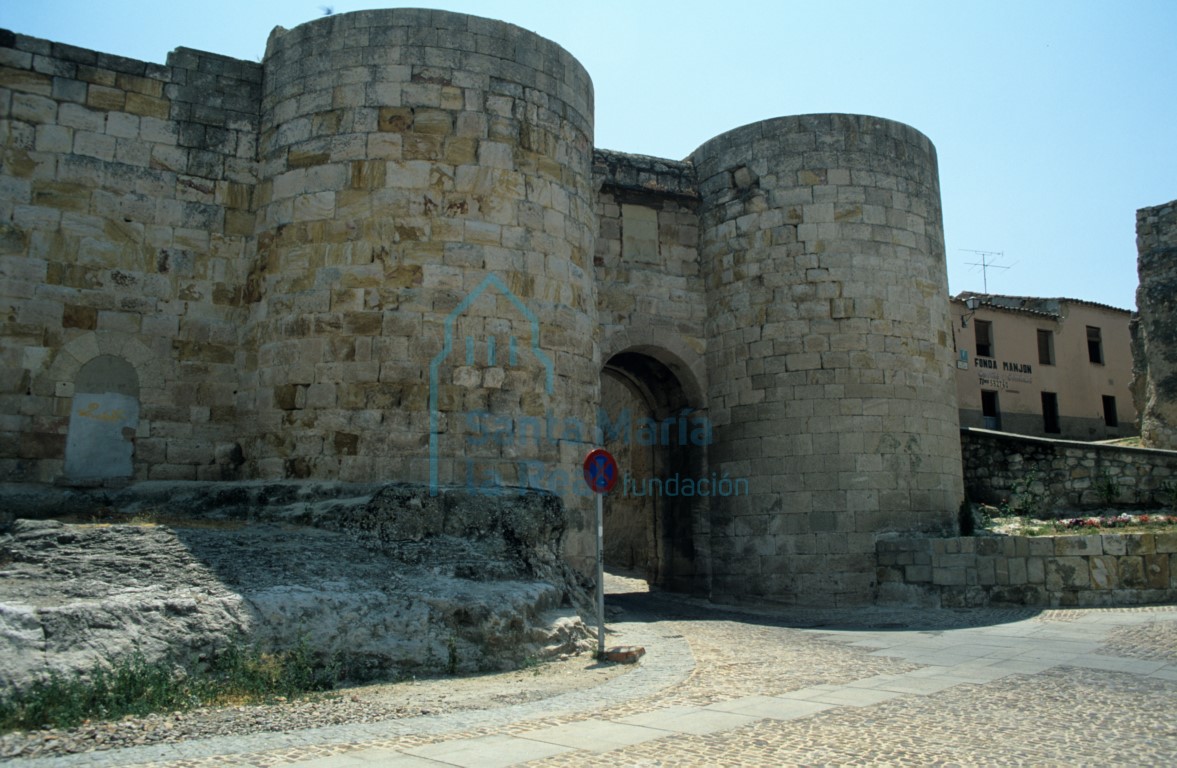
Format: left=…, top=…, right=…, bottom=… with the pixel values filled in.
left=583, top=448, right=619, bottom=494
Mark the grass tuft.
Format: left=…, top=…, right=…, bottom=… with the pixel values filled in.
left=0, top=640, right=340, bottom=733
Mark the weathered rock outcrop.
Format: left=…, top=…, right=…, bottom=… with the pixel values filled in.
left=1136, top=199, right=1177, bottom=449
left=0, top=483, right=592, bottom=696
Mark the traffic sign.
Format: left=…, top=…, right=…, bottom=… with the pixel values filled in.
left=583, top=448, right=618, bottom=494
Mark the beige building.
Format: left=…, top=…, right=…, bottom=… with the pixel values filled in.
left=950, top=293, right=1137, bottom=440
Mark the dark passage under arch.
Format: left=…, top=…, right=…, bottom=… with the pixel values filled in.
left=600, top=350, right=709, bottom=594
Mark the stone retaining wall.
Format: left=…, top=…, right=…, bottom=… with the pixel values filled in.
left=877, top=533, right=1177, bottom=607
left=962, top=427, right=1177, bottom=511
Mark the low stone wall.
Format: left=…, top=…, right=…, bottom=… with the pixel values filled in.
left=877, top=533, right=1177, bottom=607
left=962, top=428, right=1177, bottom=511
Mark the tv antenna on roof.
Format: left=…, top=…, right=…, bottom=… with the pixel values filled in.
left=961, top=249, right=1011, bottom=293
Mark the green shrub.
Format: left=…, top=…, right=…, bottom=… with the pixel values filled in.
left=1096, top=471, right=1122, bottom=507
left=1001, top=469, right=1052, bottom=517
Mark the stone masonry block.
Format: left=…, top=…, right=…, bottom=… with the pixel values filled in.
left=166, top=440, right=212, bottom=465
left=936, top=553, right=975, bottom=569
left=976, top=537, right=1001, bottom=556
left=1046, top=557, right=1090, bottom=591
left=304, top=383, right=337, bottom=409
left=1054, top=536, right=1102, bottom=557
left=933, top=567, right=966, bottom=586
left=1101, top=534, right=1128, bottom=556
left=1027, top=557, right=1045, bottom=584
left=1089, top=556, right=1118, bottom=590
left=1008, top=557, right=1028, bottom=585
left=977, top=556, right=996, bottom=586
left=1143, top=554, right=1170, bottom=589
left=1126, top=534, right=1156, bottom=555
left=1155, top=532, right=1177, bottom=554
left=1116, top=556, right=1146, bottom=589
left=904, top=564, right=932, bottom=583
left=1027, top=538, right=1054, bottom=557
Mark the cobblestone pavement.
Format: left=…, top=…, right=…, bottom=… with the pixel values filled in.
left=10, top=579, right=1177, bottom=767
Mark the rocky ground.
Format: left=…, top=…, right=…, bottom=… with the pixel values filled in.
left=0, top=518, right=588, bottom=692
left=0, top=482, right=596, bottom=701
left=0, top=574, right=647, bottom=762
left=0, top=482, right=620, bottom=762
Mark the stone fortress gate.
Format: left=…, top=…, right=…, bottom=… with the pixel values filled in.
left=0, top=9, right=963, bottom=605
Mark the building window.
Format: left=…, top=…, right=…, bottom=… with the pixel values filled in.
left=981, top=389, right=1001, bottom=430
left=975, top=320, right=994, bottom=358
left=1087, top=326, right=1104, bottom=364
left=1037, top=329, right=1055, bottom=366
left=1103, top=395, right=1118, bottom=427
left=1041, top=392, right=1060, bottom=434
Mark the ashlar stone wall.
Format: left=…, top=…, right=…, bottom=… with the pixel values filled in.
left=878, top=533, right=1177, bottom=607
left=1, top=9, right=967, bottom=603
left=0, top=33, right=260, bottom=483
left=246, top=11, right=598, bottom=493
left=692, top=115, right=962, bottom=606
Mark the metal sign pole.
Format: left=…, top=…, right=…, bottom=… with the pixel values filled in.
left=596, top=491, right=605, bottom=659
left=583, top=448, right=617, bottom=662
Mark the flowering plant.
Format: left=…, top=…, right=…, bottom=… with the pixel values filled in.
left=1058, top=513, right=1176, bottom=530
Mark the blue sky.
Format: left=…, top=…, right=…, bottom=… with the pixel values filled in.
left=3, top=0, right=1174, bottom=311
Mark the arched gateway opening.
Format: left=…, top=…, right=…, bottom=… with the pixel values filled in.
left=600, top=349, right=709, bottom=594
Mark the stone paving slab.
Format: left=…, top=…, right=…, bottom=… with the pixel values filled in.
left=614, top=706, right=760, bottom=736
left=518, top=719, right=665, bottom=752
left=1069, top=653, right=1169, bottom=674
left=402, top=734, right=572, bottom=767
left=703, top=696, right=832, bottom=721
left=789, top=685, right=907, bottom=707
left=287, top=749, right=441, bottom=767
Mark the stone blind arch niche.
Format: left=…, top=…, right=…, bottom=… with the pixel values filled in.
left=64, top=355, right=140, bottom=483
left=600, top=347, right=710, bottom=594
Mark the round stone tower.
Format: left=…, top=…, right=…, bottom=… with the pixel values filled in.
left=692, top=114, right=963, bottom=606
left=245, top=9, right=598, bottom=553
